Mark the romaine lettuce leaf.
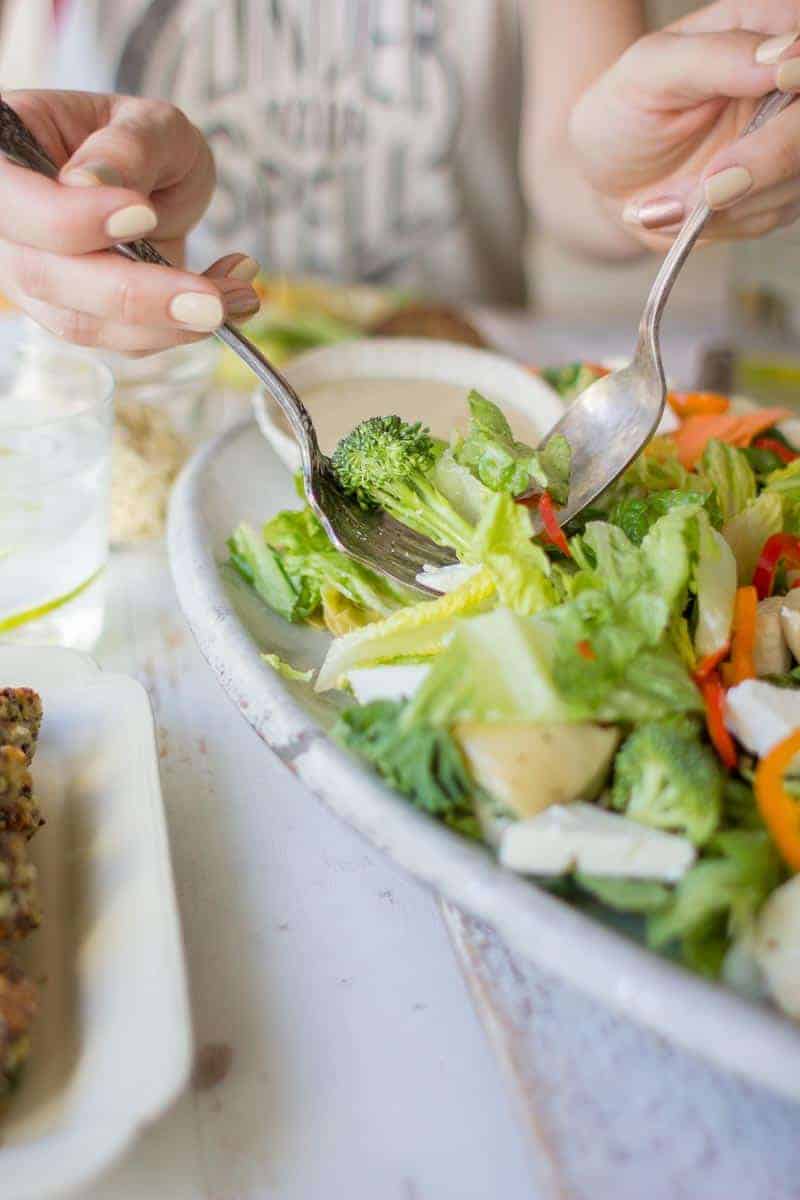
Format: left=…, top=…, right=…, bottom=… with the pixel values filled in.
left=698, top=439, right=756, bottom=523
left=722, top=491, right=783, bottom=584
left=316, top=565, right=496, bottom=691
left=470, top=493, right=557, bottom=616
left=452, top=391, right=571, bottom=502
left=694, top=522, right=737, bottom=659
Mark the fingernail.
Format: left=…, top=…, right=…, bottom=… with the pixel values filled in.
left=169, top=292, right=225, bottom=331
left=226, top=255, right=260, bottom=282
left=105, top=204, right=158, bottom=240
left=756, top=31, right=799, bottom=64
left=777, top=56, right=800, bottom=90
left=225, top=288, right=260, bottom=317
left=61, top=162, right=123, bottom=188
left=625, top=196, right=685, bottom=229
left=704, top=166, right=753, bottom=208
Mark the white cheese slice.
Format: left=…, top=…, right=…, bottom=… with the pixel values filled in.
left=499, top=802, right=695, bottom=881
left=415, top=562, right=481, bottom=594
left=347, top=664, right=429, bottom=705
left=724, top=679, right=800, bottom=758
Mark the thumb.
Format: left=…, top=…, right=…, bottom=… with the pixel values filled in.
left=618, top=28, right=777, bottom=105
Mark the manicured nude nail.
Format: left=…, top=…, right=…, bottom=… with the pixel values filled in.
left=777, top=56, right=800, bottom=90
left=105, top=204, right=158, bottom=240
left=225, top=289, right=260, bottom=317
left=61, top=162, right=123, bottom=188
left=625, top=196, right=684, bottom=229
left=169, top=292, right=225, bottom=331
left=755, top=31, right=799, bottom=64
left=704, top=166, right=753, bottom=209
left=226, top=256, right=260, bottom=282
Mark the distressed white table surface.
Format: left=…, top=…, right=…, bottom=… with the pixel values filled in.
left=82, top=313, right=800, bottom=1200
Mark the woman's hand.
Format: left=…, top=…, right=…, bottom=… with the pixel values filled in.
left=571, top=2, right=800, bottom=248
left=0, top=90, right=260, bottom=353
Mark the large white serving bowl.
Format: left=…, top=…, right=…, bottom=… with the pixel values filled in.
left=168, top=339, right=800, bottom=1101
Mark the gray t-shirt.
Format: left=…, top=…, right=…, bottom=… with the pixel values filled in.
left=55, top=0, right=528, bottom=304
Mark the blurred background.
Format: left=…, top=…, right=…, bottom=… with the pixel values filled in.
left=0, top=0, right=797, bottom=349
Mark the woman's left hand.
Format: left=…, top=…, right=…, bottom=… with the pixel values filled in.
left=570, top=2, right=800, bottom=247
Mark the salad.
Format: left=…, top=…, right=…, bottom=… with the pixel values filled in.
left=230, top=363, right=800, bottom=1022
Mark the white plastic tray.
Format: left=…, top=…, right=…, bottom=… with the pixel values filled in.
left=0, top=646, right=192, bottom=1200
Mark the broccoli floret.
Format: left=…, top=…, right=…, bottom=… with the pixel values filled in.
left=332, top=415, right=475, bottom=556
left=611, top=717, right=723, bottom=846
left=333, top=699, right=480, bottom=838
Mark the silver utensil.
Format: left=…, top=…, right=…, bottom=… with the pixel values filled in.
left=0, top=98, right=455, bottom=594
left=532, top=89, right=796, bottom=534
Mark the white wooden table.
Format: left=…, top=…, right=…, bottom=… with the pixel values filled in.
left=85, top=313, right=800, bottom=1200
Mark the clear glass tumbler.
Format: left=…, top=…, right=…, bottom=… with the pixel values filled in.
left=0, top=346, right=114, bottom=651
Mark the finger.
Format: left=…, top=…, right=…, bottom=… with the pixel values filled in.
left=58, top=96, right=215, bottom=240
left=16, top=297, right=212, bottom=354
left=203, top=253, right=261, bottom=282
left=670, top=2, right=800, bottom=38
left=612, top=29, right=776, bottom=106
left=0, top=152, right=160, bottom=254
left=701, top=97, right=800, bottom=212
left=0, top=241, right=260, bottom=330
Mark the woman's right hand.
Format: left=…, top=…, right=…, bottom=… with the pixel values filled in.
left=0, top=90, right=261, bottom=355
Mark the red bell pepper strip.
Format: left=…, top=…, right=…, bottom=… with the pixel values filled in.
left=753, top=533, right=800, bottom=600
left=694, top=670, right=738, bottom=770
left=576, top=640, right=596, bottom=661
left=537, top=492, right=571, bottom=557
left=752, top=436, right=799, bottom=465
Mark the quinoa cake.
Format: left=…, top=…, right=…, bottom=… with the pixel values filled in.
left=0, top=948, right=37, bottom=1090
left=0, top=745, right=41, bottom=837
left=0, top=688, right=43, bottom=766
left=0, top=833, right=40, bottom=941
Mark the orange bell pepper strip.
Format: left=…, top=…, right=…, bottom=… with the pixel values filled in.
left=723, top=586, right=758, bottom=687
left=754, top=730, right=800, bottom=872
left=667, top=391, right=730, bottom=418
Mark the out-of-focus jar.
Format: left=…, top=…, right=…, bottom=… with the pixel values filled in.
left=22, top=320, right=221, bottom=545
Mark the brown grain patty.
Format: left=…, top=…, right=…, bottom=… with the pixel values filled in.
left=371, top=304, right=487, bottom=348
left=0, top=746, right=41, bottom=837
left=0, top=688, right=43, bottom=765
left=0, top=947, right=37, bottom=1084
left=0, top=833, right=40, bottom=941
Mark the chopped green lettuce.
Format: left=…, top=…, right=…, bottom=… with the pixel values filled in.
left=698, top=439, right=756, bottom=523
left=228, top=524, right=299, bottom=622
left=647, top=831, right=785, bottom=976
left=453, top=391, right=571, bottom=502
left=722, top=491, right=783, bottom=584
left=316, top=565, right=496, bottom=691
left=333, top=699, right=480, bottom=838
left=609, top=489, right=708, bottom=546
left=262, top=653, right=314, bottom=683
left=469, top=493, right=557, bottom=616
left=575, top=874, right=672, bottom=913
left=693, top=521, right=737, bottom=659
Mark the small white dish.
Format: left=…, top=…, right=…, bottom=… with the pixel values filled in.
left=252, top=338, right=563, bottom=472
left=0, top=646, right=192, bottom=1200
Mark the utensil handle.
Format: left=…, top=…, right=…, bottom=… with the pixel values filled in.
left=0, top=96, right=322, bottom=464
left=638, top=89, right=796, bottom=350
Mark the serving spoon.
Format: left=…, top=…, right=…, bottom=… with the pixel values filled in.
left=532, top=88, right=797, bottom=535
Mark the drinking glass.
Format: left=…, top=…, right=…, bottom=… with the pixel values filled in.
left=0, top=346, right=114, bottom=650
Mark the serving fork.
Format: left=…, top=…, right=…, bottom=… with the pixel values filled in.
left=0, top=98, right=456, bottom=595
